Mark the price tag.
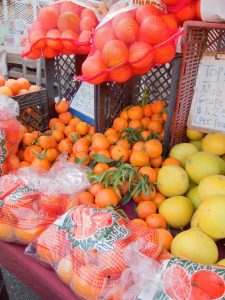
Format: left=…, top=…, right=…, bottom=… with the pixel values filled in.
left=188, top=54, right=225, bottom=133
left=69, top=82, right=95, bottom=125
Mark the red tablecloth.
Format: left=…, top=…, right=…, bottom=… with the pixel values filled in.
left=0, top=241, right=78, bottom=300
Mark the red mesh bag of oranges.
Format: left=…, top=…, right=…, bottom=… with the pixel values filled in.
left=26, top=205, right=162, bottom=300
left=0, top=95, right=24, bottom=176
left=22, top=0, right=107, bottom=59
left=0, top=162, right=90, bottom=245
left=120, top=247, right=225, bottom=300
left=77, top=1, right=183, bottom=84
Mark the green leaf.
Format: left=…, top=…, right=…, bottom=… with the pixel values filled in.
left=75, top=157, right=88, bottom=164
left=71, top=133, right=79, bottom=142
left=119, top=192, right=132, bottom=206
left=92, top=154, right=114, bottom=164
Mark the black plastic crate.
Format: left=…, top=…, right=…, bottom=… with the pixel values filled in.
left=12, top=89, right=49, bottom=132
left=45, top=54, right=181, bottom=155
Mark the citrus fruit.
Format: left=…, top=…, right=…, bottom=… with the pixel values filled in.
left=81, top=53, right=107, bottom=84
left=185, top=151, right=221, bottom=183
left=136, top=200, right=157, bottom=220
left=0, top=75, right=5, bottom=86
left=157, top=165, right=189, bottom=197
left=154, top=43, right=176, bottom=65
left=56, top=254, right=73, bottom=285
left=197, top=195, right=225, bottom=239
left=0, top=217, right=14, bottom=241
left=14, top=224, right=45, bottom=245
left=163, top=265, right=191, bottom=300
left=217, top=259, right=225, bottom=267
left=95, top=188, right=120, bottom=208
left=136, top=4, right=160, bottom=25
left=202, top=133, right=225, bottom=156
left=109, top=64, right=133, bottom=82
left=57, top=12, right=80, bottom=33
left=146, top=213, right=167, bottom=229
left=186, top=128, right=204, bottom=141
left=0, top=86, right=13, bottom=97
left=190, top=210, right=199, bottom=228
left=102, top=40, right=129, bottom=68
left=186, top=186, right=200, bottom=210
left=93, top=26, right=115, bottom=50
left=217, top=156, right=225, bottom=175
left=129, top=41, right=154, bottom=69
left=171, top=228, right=218, bottom=264
left=113, top=17, right=139, bottom=44
left=159, top=196, right=193, bottom=228
left=38, top=7, right=58, bottom=31
left=169, top=143, right=198, bottom=167
left=130, top=150, right=149, bottom=167
left=190, top=140, right=202, bottom=151
left=46, top=29, right=63, bottom=50
left=157, top=228, right=173, bottom=250
left=198, top=175, right=225, bottom=202
left=175, top=2, right=196, bottom=22
left=140, top=16, right=169, bottom=45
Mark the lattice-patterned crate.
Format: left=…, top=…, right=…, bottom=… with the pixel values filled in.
left=171, top=21, right=225, bottom=146
left=45, top=54, right=181, bottom=155
left=13, top=89, right=49, bottom=132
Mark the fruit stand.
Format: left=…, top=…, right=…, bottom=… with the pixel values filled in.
left=0, top=1, right=225, bottom=300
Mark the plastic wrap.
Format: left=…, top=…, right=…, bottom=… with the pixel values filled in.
left=22, top=0, right=107, bottom=59
left=0, top=163, right=90, bottom=245
left=26, top=205, right=162, bottom=300
left=120, top=245, right=225, bottom=300
left=0, top=95, right=24, bottom=176
left=77, top=1, right=183, bottom=84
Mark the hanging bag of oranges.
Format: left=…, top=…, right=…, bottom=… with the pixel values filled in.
left=22, top=0, right=108, bottom=59
left=25, top=204, right=163, bottom=300
left=0, top=162, right=90, bottom=245
left=77, top=0, right=183, bottom=84
left=0, top=95, right=24, bottom=176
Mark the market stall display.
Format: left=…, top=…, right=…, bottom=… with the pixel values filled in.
left=22, top=0, right=107, bottom=59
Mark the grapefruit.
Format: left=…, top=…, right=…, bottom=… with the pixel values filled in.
left=169, top=143, right=198, bottom=167
left=197, top=195, right=225, bottom=239
left=217, top=259, right=225, bottom=267
left=186, top=186, right=200, bottom=210
left=57, top=12, right=80, bottom=33
left=190, top=140, right=202, bottom=151
left=202, top=133, right=225, bottom=156
left=198, top=175, right=225, bottom=201
left=129, top=41, right=154, bottom=69
left=157, top=165, right=189, bottom=197
left=38, top=7, right=58, bottom=31
left=190, top=210, right=199, bottom=228
left=186, top=128, right=204, bottom=141
left=185, top=152, right=221, bottom=183
left=113, top=17, right=139, bottom=44
left=171, top=228, right=218, bottom=264
left=102, top=40, right=129, bottom=68
left=140, top=16, right=169, bottom=45
left=159, top=196, right=193, bottom=228
left=82, top=52, right=107, bottom=84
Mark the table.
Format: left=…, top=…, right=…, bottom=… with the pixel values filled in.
left=0, top=241, right=78, bottom=300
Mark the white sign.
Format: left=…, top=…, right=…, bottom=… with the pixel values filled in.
left=188, top=54, right=225, bottom=133
left=69, top=82, right=95, bottom=125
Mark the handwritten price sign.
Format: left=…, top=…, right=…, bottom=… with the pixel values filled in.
left=188, top=54, right=225, bottom=133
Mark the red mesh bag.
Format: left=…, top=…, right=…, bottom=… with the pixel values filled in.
left=0, top=163, right=90, bottom=245
left=22, top=0, right=107, bottom=59
left=77, top=1, right=183, bottom=84
left=0, top=96, right=24, bottom=176
left=162, top=0, right=200, bottom=23
left=26, top=205, right=162, bottom=300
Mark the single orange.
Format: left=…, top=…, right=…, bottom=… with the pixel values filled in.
left=22, top=133, right=35, bottom=146
left=113, top=117, right=128, bottom=132
left=58, top=139, right=73, bottom=153
left=75, top=191, right=95, bottom=205
left=59, top=111, right=73, bottom=125
left=157, top=228, right=173, bottom=250
left=145, top=139, right=163, bottom=158
left=95, top=188, right=120, bottom=208
left=37, top=135, right=52, bottom=149
left=146, top=213, right=167, bottom=229
left=162, top=157, right=181, bottom=166
left=150, top=156, right=163, bottom=168
left=93, top=163, right=109, bottom=175
left=130, top=150, right=149, bottom=167
left=76, top=122, right=89, bottom=135
left=148, top=120, right=163, bottom=134
left=45, top=148, right=59, bottom=162
left=138, top=166, right=157, bottom=183
left=88, top=183, right=105, bottom=197
left=127, top=105, right=144, bottom=120
left=131, top=219, right=148, bottom=227
left=55, top=101, right=69, bottom=113
left=129, top=119, right=142, bottom=130
left=111, top=145, right=130, bottom=162
left=153, top=192, right=166, bottom=208
left=136, top=200, right=157, bottom=220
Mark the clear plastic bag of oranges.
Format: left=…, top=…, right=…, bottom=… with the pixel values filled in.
left=120, top=245, right=225, bottom=300
left=0, top=163, right=90, bottom=245
left=77, top=0, right=183, bottom=84
left=22, top=0, right=108, bottom=59
left=0, top=95, right=24, bottom=176
left=26, top=205, right=162, bottom=300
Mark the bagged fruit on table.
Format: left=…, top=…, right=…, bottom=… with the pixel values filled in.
left=0, top=95, right=24, bottom=176
left=119, top=245, right=225, bottom=300
left=26, top=205, right=163, bottom=300
left=163, top=0, right=225, bottom=23
left=22, top=0, right=108, bottom=59
left=0, top=162, right=90, bottom=245
left=77, top=0, right=183, bottom=84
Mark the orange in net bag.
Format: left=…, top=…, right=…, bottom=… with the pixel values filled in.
left=0, top=162, right=90, bottom=245
left=22, top=0, right=108, bottom=59
left=0, top=95, right=24, bottom=175
left=26, top=205, right=162, bottom=300
left=77, top=0, right=184, bottom=84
